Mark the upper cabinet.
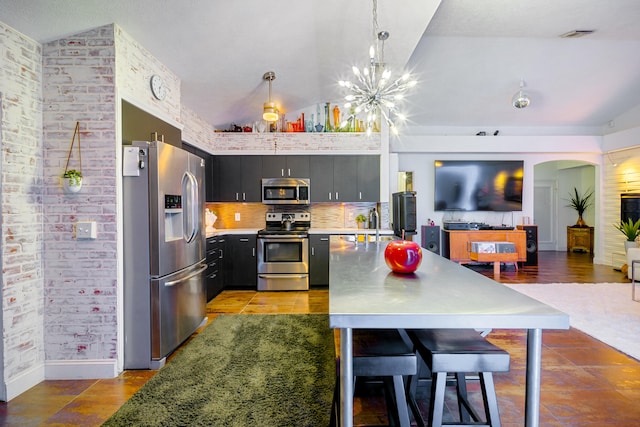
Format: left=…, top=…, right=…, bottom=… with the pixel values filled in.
left=310, top=155, right=379, bottom=202
left=262, top=155, right=310, bottom=178
left=211, top=155, right=262, bottom=202
left=208, top=154, right=380, bottom=203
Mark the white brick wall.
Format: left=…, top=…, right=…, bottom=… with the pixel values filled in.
left=42, top=25, right=118, bottom=364
left=603, top=147, right=640, bottom=268
left=0, top=22, right=45, bottom=400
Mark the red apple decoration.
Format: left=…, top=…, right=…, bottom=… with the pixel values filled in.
left=384, top=238, right=423, bottom=274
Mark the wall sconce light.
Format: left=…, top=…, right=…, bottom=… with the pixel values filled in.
left=512, top=79, right=531, bottom=109
left=262, top=71, right=279, bottom=122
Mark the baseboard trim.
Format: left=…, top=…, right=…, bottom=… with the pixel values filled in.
left=4, top=362, right=45, bottom=401
left=45, top=359, right=119, bottom=380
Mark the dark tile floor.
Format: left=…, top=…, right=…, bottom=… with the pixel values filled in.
left=1, top=251, right=636, bottom=426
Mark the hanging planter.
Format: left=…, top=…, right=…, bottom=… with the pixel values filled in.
left=62, top=121, right=83, bottom=193
left=62, top=169, right=83, bottom=193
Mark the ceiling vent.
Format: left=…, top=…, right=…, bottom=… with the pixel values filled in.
left=560, top=30, right=595, bottom=39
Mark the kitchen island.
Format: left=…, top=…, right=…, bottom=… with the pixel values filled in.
left=328, top=237, right=569, bottom=427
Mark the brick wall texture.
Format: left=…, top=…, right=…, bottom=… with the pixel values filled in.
left=0, top=22, right=45, bottom=388
left=42, top=25, right=118, bottom=361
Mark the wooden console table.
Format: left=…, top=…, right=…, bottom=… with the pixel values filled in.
left=567, top=226, right=594, bottom=255
left=442, top=229, right=527, bottom=264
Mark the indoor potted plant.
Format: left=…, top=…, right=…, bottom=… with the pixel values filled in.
left=566, top=187, right=594, bottom=227
left=62, top=169, right=83, bottom=193
left=615, top=217, right=640, bottom=252
left=355, top=214, right=367, bottom=229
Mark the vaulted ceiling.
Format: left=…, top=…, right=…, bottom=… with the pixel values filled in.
left=2, top=0, right=640, bottom=134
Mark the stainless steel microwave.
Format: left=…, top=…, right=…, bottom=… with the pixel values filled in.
left=261, top=178, right=310, bottom=205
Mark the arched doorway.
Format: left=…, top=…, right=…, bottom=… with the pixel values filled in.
left=534, top=161, right=596, bottom=252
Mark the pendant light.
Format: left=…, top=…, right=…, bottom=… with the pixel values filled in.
left=262, top=71, right=279, bottom=122
left=512, top=79, right=531, bottom=109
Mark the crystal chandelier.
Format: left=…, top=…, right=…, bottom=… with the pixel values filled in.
left=338, top=0, right=417, bottom=136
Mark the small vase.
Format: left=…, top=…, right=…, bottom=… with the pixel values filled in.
left=575, top=214, right=587, bottom=227
left=63, top=177, right=82, bottom=193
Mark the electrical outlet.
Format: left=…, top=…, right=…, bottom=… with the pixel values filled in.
left=75, top=221, right=97, bottom=239
left=235, top=213, right=241, bottom=221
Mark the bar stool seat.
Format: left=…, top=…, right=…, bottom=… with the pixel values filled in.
left=331, top=329, right=417, bottom=427
left=406, top=329, right=510, bottom=427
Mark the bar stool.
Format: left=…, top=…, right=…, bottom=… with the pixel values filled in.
left=406, top=329, right=510, bottom=427
left=331, top=329, right=417, bottom=427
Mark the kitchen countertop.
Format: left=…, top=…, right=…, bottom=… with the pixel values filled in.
left=206, top=228, right=395, bottom=238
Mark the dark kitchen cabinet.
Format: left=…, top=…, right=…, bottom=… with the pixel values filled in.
left=205, top=236, right=224, bottom=301
left=182, top=142, right=215, bottom=202
left=310, top=156, right=335, bottom=202
left=310, top=155, right=379, bottom=202
left=262, top=155, right=310, bottom=178
left=212, top=156, right=262, bottom=202
left=309, top=234, right=330, bottom=287
left=223, top=234, right=257, bottom=289
left=356, top=155, right=380, bottom=202
left=333, top=156, right=358, bottom=201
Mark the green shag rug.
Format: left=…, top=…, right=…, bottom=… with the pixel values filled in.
left=103, top=314, right=335, bottom=427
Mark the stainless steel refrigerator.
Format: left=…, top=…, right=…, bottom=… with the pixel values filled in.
left=122, top=140, right=207, bottom=369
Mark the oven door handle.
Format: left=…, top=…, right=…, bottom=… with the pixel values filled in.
left=258, top=237, right=307, bottom=243
left=258, top=274, right=308, bottom=280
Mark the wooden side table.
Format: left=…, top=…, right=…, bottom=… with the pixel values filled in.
left=567, top=226, right=594, bottom=255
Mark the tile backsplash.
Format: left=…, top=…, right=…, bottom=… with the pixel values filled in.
left=205, top=202, right=390, bottom=230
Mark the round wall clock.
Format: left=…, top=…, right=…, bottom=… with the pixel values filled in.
left=150, top=74, right=167, bottom=100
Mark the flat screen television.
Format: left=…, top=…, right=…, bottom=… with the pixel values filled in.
left=434, top=160, right=523, bottom=212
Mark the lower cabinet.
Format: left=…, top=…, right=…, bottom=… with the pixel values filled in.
left=309, top=234, right=330, bottom=287
left=223, top=234, right=257, bottom=289
left=205, top=236, right=224, bottom=301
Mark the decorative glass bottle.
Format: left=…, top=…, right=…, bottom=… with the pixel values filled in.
left=324, top=102, right=331, bottom=132
left=333, top=105, right=341, bottom=132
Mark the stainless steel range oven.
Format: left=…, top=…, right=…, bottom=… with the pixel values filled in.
left=257, top=212, right=310, bottom=291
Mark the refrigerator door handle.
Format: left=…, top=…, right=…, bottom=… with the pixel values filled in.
left=164, top=264, right=208, bottom=287
left=182, top=171, right=199, bottom=243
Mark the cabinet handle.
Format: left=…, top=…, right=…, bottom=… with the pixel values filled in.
left=311, top=247, right=315, bottom=256
left=235, top=192, right=239, bottom=201
left=287, top=168, right=291, bottom=176
left=240, top=238, right=249, bottom=242
left=335, top=192, right=339, bottom=200
left=320, top=237, right=329, bottom=241
left=281, top=168, right=284, bottom=176
left=242, top=192, right=246, bottom=201
left=252, top=248, right=255, bottom=257
left=220, top=249, right=223, bottom=259
left=359, top=191, right=362, bottom=200
left=328, top=192, right=332, bottom=201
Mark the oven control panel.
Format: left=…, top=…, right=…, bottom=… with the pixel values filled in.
left=266, top=212, right=310, bottom=222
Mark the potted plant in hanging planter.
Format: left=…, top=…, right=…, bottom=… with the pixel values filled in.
left=62, top=121, right=83, bottom=193
left=566, top=187, right=594, bottom=227
left=615, top=218, right=640, bottom=252
left=62, top=169, right=83, bottom=193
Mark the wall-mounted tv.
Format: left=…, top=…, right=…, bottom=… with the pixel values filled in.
left=434, top=160, right=524, bottom=212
